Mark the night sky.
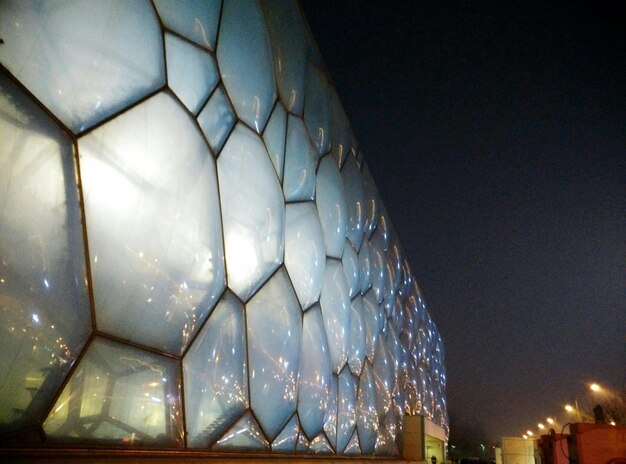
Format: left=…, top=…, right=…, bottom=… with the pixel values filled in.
left=301, top=0, right=625, bottom=444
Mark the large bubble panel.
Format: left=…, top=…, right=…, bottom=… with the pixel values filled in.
left=218, top=123, right=284, bottom=302
left=43, top=337, right=183, bottom=447
left=79, top=92, right=225, bottom=355
left=0, top=0, right=165, bottom=133
left=0, top=71, right=91, bottom=434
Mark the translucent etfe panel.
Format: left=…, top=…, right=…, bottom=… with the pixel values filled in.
left=247, top=269, right=301, bottom=441
left=329, top=86, right=354, bottom=168
left=43, top=337, right=183, bottom=447
left=361, top=163, right=381, bottom=237
left=271, top=414, right=299, bottom=452
left=217, top=123, right=284, bottom=302
left=0, top=72, right=91, bottom=434
left=356, top=362, right=378, bottom=455
left=165, top=33, right=219, bottom=115
left=263, top=103, right=287, bottom=181
left=361, top=291, right=381, bottom=363
left=337, top=370, right=357, bottom=454
left=323, top=373, right=338, bottom=449
left=344, top=430, right=361, bottom=455
left=0, top=0, right=164, bottom=134
left=348, top=297, right=366, bottom=376
left=197, top=86, right=236, bottom=154
left=283, top=115, right=317, bottom=201
left=372, top=338, right=392, bottom=419
left=217, top=0, right=276, bottom=133
left=309, top=434, right=333, bottom=453
left=154, top=0, right=221, bottom=51
left=261, top=0, right=308, bottom=115
left=341, top=155, right=366, bottom=250
left=304, top=62, right=331, bottom=155
left=315, top=156, right=347, bottom=258
left=183, top=292, right=247, bottom=447
left=79, top=92, right=225, bottom=354
left=342, top=240, right=360, bottom=299
left=296, top=431, right=310, bottom=451
left=359, top=238, right=372, bottom=294
left=213, top=411, right=269, bottom=451
left=370, top=228, right=387, bottom=304
left=285, top=203, right=325, bottom=309
left=297, top=306, right=330, bottom=438
left=319, top=259, right=351, bottom=374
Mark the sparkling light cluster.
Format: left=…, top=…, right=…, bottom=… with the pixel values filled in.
left=0, top=0, right=447, bottom=455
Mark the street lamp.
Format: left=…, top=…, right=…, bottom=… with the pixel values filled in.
left=590, top=383, right=601, bottom=392
left=537, top=423, right=545, bottom=430
left=565, top=402, right=582, bottom=422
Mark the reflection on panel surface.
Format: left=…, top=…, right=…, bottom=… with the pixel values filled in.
left=43, top=337, right=183, bottom=447
left=165, top=32, right=219, bottom=115
left=285, top=203, right=325, bottom=309
left=218, top=123, right=284, bottom=302
left=0, top=0, right=448, bottom=455
left=217, top=0, right=276, bottom=132
left=0, top=0, right=164, bottom=133
left=79, top=92, right=225, bottom=355
left=183, top=292, right=248, bottom=448
left=0, top=72, right=91, bottom=434
left=198, top=86, right=237, bottom=154
left=315, top=156, right=347, bottom=258
left=283, top=115, right=317, bottom=201
left=319, top=259, right=351, bottom=374
left=246, top=269, right=301, bottom=441
left=297, top=306, right=331, bottom=438
left=154, top=0, right=221, bottom=51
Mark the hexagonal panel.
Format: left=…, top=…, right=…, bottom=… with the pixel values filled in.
left=213, top=411, right=269, bottom=451
left=43, top=337, right=183, bottom=447
left=319, top=259, right=351, bottom=374
left=297, top=305, right=331, bottom=438
left=217, top=0, right=276, bottom=132
left=261, top=0, right=310, bottom=115
left=165, top=32, right=219, bottom=115
left=323, top=373, right=338, bottom=449
left=285, top=203, right=325, bottom=309
left=0, top=0, right=164, bottom=134
left=348, top=296, right=366, bottom=376
left=263, top=103, right=287, bottom=181
left=337, top=369, right=357, bottom=454
left=315, top=156, right=347, bottom=258
left=246, top=268, right=301, bottom=441
left=0, top=71, right=91, bottom=434
left=342, top=240, right=360, bottom=298
left=79, top=91, right=225, bottom=355
left=283, top=115, right=317, bottom=201
left=271, top=415, right=299, bottom=452
left=341, top=155, right=366, bottom=250
left=154, top=0, right=221, bottom=51
left=217, top=123, right=284, bottom=302
left=329, top=86, right=356, bottom=168
left=356, top=361, right=378, bottom=455
left=197, top=86, right=237, bottom=155
left=303, top=63, right=331, bottom=155
left=183, top=291, right=248, bottom=447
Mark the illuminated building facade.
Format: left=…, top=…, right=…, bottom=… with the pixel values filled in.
left=0, top=0, right=448, bottom=457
